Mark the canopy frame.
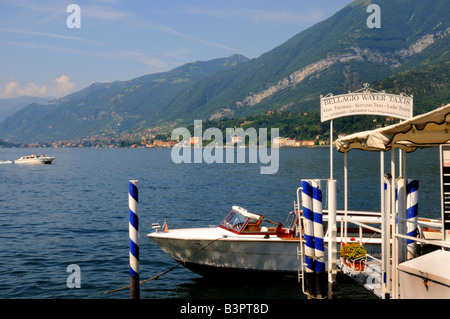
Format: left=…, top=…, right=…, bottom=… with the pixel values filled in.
left=335, top=104, right=450, bottom=153
left=335, top=103, right=450, bottom=299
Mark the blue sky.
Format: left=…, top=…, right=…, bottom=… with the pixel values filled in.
left=0, top=0, right=352, bottom=99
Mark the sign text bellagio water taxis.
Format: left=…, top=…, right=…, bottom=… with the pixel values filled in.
left=320, top=92, right=413, bottom=122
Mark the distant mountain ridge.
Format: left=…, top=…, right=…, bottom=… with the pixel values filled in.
left=0, top=96, right=49, bottom=123
left=0, top=54, right=248, bottom=142
left=0, top=0, right=448, bottom=143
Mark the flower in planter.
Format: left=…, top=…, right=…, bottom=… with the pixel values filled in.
left=339, top=238, right=367, bottom=260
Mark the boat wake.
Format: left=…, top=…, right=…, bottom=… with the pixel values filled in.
left=0, top=160, right=12, bottom=164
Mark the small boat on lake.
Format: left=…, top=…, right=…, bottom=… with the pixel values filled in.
left=14, top=154, right=55, bottom=164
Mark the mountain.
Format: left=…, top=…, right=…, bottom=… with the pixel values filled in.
left=0, top=96, right=49, bottom=123
left=0, top=0, right=448, bottom=143
left=372, top=61, right=450, bottom=113
left=156, top=0, right=449, bottom=123
left=0, top=54, right=248, bottom=143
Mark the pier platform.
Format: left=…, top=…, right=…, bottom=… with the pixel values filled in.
left=338, top=258, right=383, bottom=298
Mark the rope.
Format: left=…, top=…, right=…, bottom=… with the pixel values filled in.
left=104, top=236, right=222, bottom=294
left=362, top=230, right=379, bottom=247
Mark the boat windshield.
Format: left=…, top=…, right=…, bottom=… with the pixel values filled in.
left=220, top=210, right=253, bottom=232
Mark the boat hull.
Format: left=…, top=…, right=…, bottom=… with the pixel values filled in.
left=14, top=157, right=54, bottom=164
left=148, top=227, right=382, bottom=279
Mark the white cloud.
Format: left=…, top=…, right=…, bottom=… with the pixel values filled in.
left=0, top=75, right=75, bottom=99
left=155, top=25, right=244, bottom=55
left=118, top=50, right=170, bottom=69
left=51, top=75, right=75, bottom=96
left=4, top=81, right=19, bottom=96
left=184, top=6, right=325, bottom=25
left=4, top=0, right=132, bottom=22
left=0, top=40, right=170, bottom=71
left=17, top=82, right=48, bottom=97
left=82, top=4, right=132, bottom=21
left=0, top=27, right=104, bottom=45
left=251, top=9, right=325, bottom=24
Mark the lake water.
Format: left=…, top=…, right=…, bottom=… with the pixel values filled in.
left=0, top=146, right=442, bottom=300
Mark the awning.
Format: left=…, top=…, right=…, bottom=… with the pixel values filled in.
left=335, top=103, right=450, bottom=153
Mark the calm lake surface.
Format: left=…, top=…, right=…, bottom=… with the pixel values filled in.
left=0, top=146, right=441, bottom=300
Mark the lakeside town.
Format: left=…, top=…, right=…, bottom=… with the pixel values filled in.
left=19, top=134, right=334, bottom=149
left=4, top=111, right=397, bottom=149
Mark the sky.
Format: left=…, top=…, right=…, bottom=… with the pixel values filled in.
left=0, top=0, right=353, bottom=100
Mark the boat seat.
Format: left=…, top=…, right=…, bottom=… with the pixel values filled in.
left=244, top=225, right=260, bottom=232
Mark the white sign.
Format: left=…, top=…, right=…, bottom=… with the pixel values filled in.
left=320, top=92, right=413, bottom=122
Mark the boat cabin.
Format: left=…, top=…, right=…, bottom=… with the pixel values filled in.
left=218, top=206, right=299, bottom=238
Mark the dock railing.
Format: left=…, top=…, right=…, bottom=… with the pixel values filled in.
left=296, top=179, right=450, bottom=299
left=336, top=209, right=450, bottom=298
left=336, top=211, right=384, bottom=297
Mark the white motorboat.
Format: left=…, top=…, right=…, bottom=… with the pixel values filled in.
left=148, top=205, right=442, bottom=279
left=148, top=206, right=376, bottom=279
left=14, top=154, right=55, bottom=164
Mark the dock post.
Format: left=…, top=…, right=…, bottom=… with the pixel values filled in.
left=301, top=180, right=316, bottom=298
left=406, top=180, right=418, bottom=260
left=383, top=173, right=392, bottom=298
left=312, top=180, right=326, bottom=298
left=327, top=179, right=337, bottom=299
left=129, top=180, right=140, bottom=299
left=397, top=178, right=407, bottom=263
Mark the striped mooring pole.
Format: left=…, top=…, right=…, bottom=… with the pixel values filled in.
left=301, top=180, right=315, bottom=297
left=129, top=180, right=140, bottom=299
left=396, top=178, right=407, bottom=263
left=406, top=179, right=419, bottom=260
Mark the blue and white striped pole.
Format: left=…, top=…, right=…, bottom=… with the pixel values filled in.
left=396, top=178, right=407, bottom=262
left=312, top=179, right=325, bottom=298
left=129, top=180, right=140, bottom=299
left=301, top=180, right=314, bottom=271
left=301, top=180, right=315, bottom=297
left=407, top=179, right=419, bottom=260
left=312, top=180, right=324, bottom=272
